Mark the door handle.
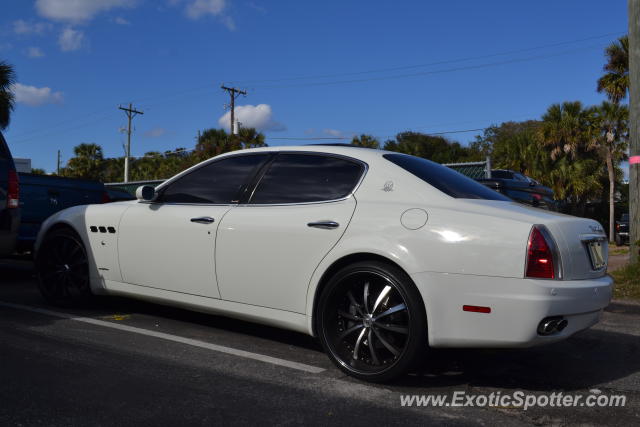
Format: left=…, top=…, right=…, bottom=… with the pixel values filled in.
left=307, top=221, right=340, bottom=230
left=190, top=216, right=215, bottom=224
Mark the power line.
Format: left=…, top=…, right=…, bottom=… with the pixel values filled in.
left=251, top=45, right=606, bottom=89
left=227, top=31, right=624, bottom=86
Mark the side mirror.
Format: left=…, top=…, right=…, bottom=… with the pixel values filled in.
left=136, top=185, right=157, bottom=202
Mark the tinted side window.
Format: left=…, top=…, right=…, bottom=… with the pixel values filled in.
left=159, top=154, right=268, bottom=204
left=384, top=153, right=510, bottom=201
left=250, top=154, right=364, bottom=204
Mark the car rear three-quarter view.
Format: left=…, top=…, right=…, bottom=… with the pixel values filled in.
left=33, top=145, right=613, bottom=382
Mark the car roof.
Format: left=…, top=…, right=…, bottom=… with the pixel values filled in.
left=222, top=144, right=388, bottom=163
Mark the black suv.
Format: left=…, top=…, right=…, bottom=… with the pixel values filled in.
left=477, top=169, right=557, bottom=211
left=0, top=131, right=19, bottom=256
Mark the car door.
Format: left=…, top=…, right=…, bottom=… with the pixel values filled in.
left=118, top=153, right=270, bottom=298
left=216, top=152, right=366, bottom=313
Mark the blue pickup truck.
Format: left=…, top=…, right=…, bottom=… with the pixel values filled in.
left=16, top=173, right=112, bottom=252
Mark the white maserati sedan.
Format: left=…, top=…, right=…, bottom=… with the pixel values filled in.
left=34, top=145, right=613, bottom=382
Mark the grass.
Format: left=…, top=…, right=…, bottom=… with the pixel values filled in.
left=611, top=261, right=640, bottom=300
left=609, top=244, right=630, bottom=256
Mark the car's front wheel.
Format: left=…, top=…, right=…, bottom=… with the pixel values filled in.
left=317, top=261, right=427, bottom=382
left=36, top=227, right=93, bottom=306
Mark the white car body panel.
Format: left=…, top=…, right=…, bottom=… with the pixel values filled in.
left=118, top=203, right=231, bottom=299
left=216, top=198, right=356, bottom=313
left=35, top=145, right=613, bottom=348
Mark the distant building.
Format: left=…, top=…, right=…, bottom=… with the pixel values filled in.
left=14, top=158, right=32, bottom=173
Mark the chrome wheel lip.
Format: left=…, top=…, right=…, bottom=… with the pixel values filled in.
left=321, top=269, right=412, bottom=376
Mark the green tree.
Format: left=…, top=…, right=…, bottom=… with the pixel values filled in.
left=538, top=101, right=597, bottom=160
left=194, top=128, right=240, bottom=161
left=351, top=134, right=380, bottom=149
left=30, top=168, right=46, bottom=175
left=383, top=132, right=478, bottom=163
left=539, top=102, right=605, bottom=214
left=592, top=101, right=629, bottom=241
left=233, top=127, right=267, bottom=149
left=0, top=61, right=16, bottom=130
left=62, top=143, right=104, bottom=180
left=473, top=121, right=546, bottom=177
left=597, top=36, right=629, bottom=104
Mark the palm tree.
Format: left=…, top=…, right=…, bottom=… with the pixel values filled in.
left=0, top=61, right=16, bottom=130
left=233, top=127, right=266, bottom=149
left=592, top=102, right=629, bottom=242
left=351, top=134, right=380, bottom=149
left=194, top=128, right=240, bottom=160
left=539, top=101, right=597, bottom=160
left=597, top=36, right=629, bottom=104
left=63, top=143, right=105, bottom=180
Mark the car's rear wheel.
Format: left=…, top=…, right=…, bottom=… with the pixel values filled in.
left=317, top=261, right=427, bottom=382
left=36, top=227, right=93, bottom=306
left=615, top=234, right=622, bottom=246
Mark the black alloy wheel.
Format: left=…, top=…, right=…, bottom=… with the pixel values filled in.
left=317, top=261, right=427, bottom=382
left=36, top=227, right=92, bottom=306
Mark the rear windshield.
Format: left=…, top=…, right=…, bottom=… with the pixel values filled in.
left=383, top=153, right=510, bottom=201
left=621, top=213, right=629, bottom=221
left=0, top=133, right=10, bottom=160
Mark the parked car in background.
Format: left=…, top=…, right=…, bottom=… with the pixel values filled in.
left=105, top=187, right=136, bottom=202
left=615, top=213, right=629, bottom=246
left=0, top=132, right=19, bottom=256
left=34, top=146, right=612, bottom=382
left=17, top=173, right=109, bottom=252
left=477, top=169, right=557, bottom=210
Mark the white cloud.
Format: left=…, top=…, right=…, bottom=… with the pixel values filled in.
left=114, top=16, right=131, bottom=25
left=35, top=0, right=135, bottom=23
left=58, top=27, right=85, bottom=51
left=217, top=104, right=285, bottom=132
left=13, top=20, right=51, bottom=35
left=185, top=0, right=226, bottom=19
left=144, top=127, right=168, bottom=138
left=323, top=129, right=344, bottom=137
left=222, top=16, right=235, bottom=30
left=26, top=47, right=45, bottom=58
left=12, top=83, right=64, bottom=106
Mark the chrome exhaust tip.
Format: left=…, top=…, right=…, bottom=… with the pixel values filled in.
left=556, top=319, right=568, bottom=332
left=537, top=317, right=565, bottom=336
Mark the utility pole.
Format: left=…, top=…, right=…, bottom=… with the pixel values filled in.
left=221, top=85, right=247, bottom=135
left=118, top=103, right=144, bottom=183
left=630, top=0, right=640, bottom=262
left=56, top=150, right=61, bottom=175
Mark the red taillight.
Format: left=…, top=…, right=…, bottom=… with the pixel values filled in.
left=526, top=226, right=555, bottom=279
left=616, top=224, right=620, bottom=231
left=7, top=169, right=19, bottom=209
left=101, top=191, right=111, bottom=204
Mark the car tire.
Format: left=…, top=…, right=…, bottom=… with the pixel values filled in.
left=35, top=227, right=93, bottom=307
left=316, top=261, right=428, bottom=382
left=615, top=234, right=622, bottom=246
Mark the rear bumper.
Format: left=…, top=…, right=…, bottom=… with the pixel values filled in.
left=411, top=271, right=613, bottom=348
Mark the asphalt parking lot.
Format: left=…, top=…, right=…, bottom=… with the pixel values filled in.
left=1, top=258, right=639, bottom=426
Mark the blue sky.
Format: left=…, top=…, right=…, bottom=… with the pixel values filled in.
left=0, top=0, right=629, bottom=174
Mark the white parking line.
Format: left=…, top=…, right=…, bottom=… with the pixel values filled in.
left=0, top=301, right=326, bottom=374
